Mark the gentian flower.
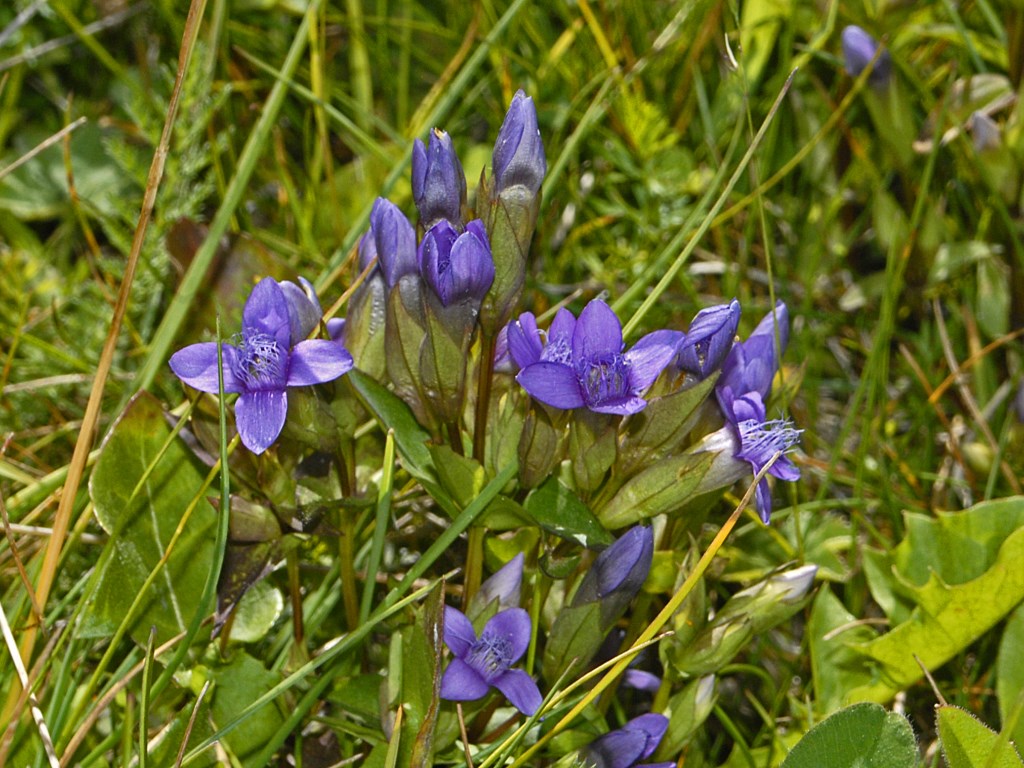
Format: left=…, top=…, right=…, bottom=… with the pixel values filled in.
left=470, top=552, right=524, bottom=615
left=412, top=128, right=466, bottom=228
left=419, top=219, right=495, bottom=306
left=440, top=605, right=542, bottom=716
left=514, top=300, right=676, bottom=415
left=622, top=669, right=661, bottom=693
left=716, top=301, right=788, bottom=423
left=492, top=89, right=546, bottom=196
left=580, top=713, right=674, bottom=768
left=730, top=391, right=801, bottom=522
left=169, top=277, right=354, bottom=454
left=369, top=197, right=417, bottom=288
left=675, top=299, right=741, bottom=378
left=507, top=307, right=576, bottom=369
left=573, top=525, right=653, bottom=606
left=841, top=25, right=891, bottom=87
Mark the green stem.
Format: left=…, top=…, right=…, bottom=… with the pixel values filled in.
left=473, top=331, right=496, bottom=465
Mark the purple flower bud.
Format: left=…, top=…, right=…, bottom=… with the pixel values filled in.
left=573, top=526, right=653, bottom=606
left=279, top=276, right=323, bottom=345
left=675, top=299, right=741, bottom=378
left=472, top=552, right=524, bottom=614
left=492, top=90, right=547, bottom=196
left=841, top=25, right=891, bottom=87
left=370, top=197, right=417, bottom=288
left=357, top=228, right=378, bottom=272
left=419, top=219, right=495, bottom=306
left=717, top=301, right=789, bottom=420
left=582, top=713, right=674, bottom=768
left=412, top=129, right=467, bottom=228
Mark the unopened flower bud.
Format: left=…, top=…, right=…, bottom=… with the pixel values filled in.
left=419, top=219, right=495, bottom=307
left=370, top=197, right=417, bottom=288
left=841, top=25, right=891, bottom=88
left=412, top=128, right=467, bottom=229
left=492, top=90, right=546, bottom=196
left=279, top=276, right=322, bottom=345
left=676, top=299, right=741, bottom=378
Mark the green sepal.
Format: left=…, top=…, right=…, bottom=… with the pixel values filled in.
left=597, top=452, right=714, bottom=529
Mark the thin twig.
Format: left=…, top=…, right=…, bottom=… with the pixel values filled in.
left=0, top=117, right=86, bottom=183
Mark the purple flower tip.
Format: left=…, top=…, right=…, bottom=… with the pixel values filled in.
left=574, top=525, right=653, bottom=605
left=676, top=299, right=741, bottom=378
left=279, top=276, right=322, bottom=346
left=514, top=300, right=675, bottom=415
left=370, top=197, right=417, bottom=288
left=717, top=301, right=789, bottom=421
left=412, top=128, right=466, bottom=228
left=841, top=25, right=891, bottom=86
left=440, top=606, right=542, bottom=716
left=169, top=277, right=354, bottom=454
left=492, top=89, right=547, bottom=196
left=474, top=552, right=524, bottom=612
left=582, top=713, right=674, bottom=768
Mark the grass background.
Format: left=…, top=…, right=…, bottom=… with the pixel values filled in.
left=1, top=0, right=1023, bottom=765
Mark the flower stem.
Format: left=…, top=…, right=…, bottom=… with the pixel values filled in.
left=339, top=509, right=360, bottom=631
left=462, top=525, right=485, bottom=609
left=473, top=331, right=496, bottom=465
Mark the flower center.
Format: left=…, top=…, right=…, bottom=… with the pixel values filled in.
left=540, top=332, right=572, bottom=366
left=234, top=331, right=285, bottom=390
left=580, top=355, right=628, bottom=405
left=738, top=418, right=800, bottom=464
left=467, top=633, right=513, bottom=681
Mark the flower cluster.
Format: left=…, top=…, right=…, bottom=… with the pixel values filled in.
left=163, top=90, right=807, bottom=768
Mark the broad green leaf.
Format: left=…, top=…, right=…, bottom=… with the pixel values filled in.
left=779, top=702, right=917, bottom=768
left=84, top=392, right=216, bottom=646
left=597, top=451, right=714, bottom=528
left=849, top=497, right=1024, bottom=703
left=807, top=587, right=880, bottom=714
left=407, top=581, right=444, bottom=768
left=997, top=605, right=1024, bottom=758
left=541, top=599, right=605, bottom=685
left=228, top=579, right=283, bottom=644
left=524, top=477, right=613, bottom=548
left=937, top=706, right=1024, bottom=768
left=210, top=652, right=286, bottom=767
left=348, top=369, right=434, bottom=481
left=429, top=444, right=485, bottom=510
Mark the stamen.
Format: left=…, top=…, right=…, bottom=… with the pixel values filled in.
left=467, top=633, right=513, bottom=681
left=234, top=331, right=284, bottom=389
left=580, top=355, right=628, bottom=404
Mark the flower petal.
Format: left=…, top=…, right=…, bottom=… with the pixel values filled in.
left=440, top=658, right=491, bottom=701
left=475, top=553, right=523, bottom=612
left=516, top=362, right=585, bottom=410
left=169, top=343, right=243, bottom=394
left=754, top=478, right=773, bottom=523
left=627, top=713, right=669, bottom=760
left=243, top=277, right=292, bottom=347
left=624, top=337, right=676, bottom=391
left=573, top=300, right=623, bottom=362
left=622, top=669, right=661, bottom=693
left=234, top=389, right=288, bottom=454
left=482, top=607, right=532, bottom=663
left=587, top=730, right=648, bottom=768
left=443, top=605, right=477, bottom=658
left=588, top=395, right=648, bottom=416
left=492, top=669, right=542, bottom=716
left=287, top=340, right=354, bottom=386
left=508, top=313, right=543, bottom=369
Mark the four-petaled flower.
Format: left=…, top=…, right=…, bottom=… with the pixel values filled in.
left=169, top=277, right=354, bottom=454
left=512, top=300, right=676, bottom=415
left=440, top=605, right=542, bottom=716
left=730, top=391, right=801, bottom=523
left=581, top=713, right=675, bottom=768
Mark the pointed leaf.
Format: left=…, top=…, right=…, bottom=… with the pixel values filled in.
left=937, top=706, right=1024, bottom=768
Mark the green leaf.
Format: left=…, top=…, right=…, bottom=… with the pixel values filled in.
left=228, top=579, right=283, bottom=644
left=210, top=652, right=286, bottom=767
left=937, top=706, right=1024, bottom=768
left=597, top=451, right=714, bottom=528
left=541, top=599, right=605, bottom=685
left=84, top=392, right=216, bottom=646
left=807, top=587, right=880, bottom=714
left=429, top=444, right=485, bottom=510
left=997, top=605, right=1024, bottom=754
left=850, top=497, right=1024, bottom=703
left=524, top=477, right=613, bottom=548
left=779, top=702, right=917, bottom=768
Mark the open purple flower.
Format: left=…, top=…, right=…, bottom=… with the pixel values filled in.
left=419, top=219, right=494, bottom=306
left=730, top=391, right=801, bottom=522
left=507, top=307, right=576, bottom=369
left=581, top=713, right=674, bottom=768
left=514, top=300, right=676, bottom=415
left=169, top=277, right=354, bottom=454
left=440, top=605, right=542, bottom=716
left=412, top=128, right=466, bottom=228
left=675, top=299, right=741, bottom=378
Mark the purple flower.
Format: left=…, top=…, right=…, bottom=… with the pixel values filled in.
left=622, top=669, right=661, bottom=693
left=492, top=90, right=546, bottom=196
left=419, top=219, right=495, bottom=306
left=716, top=301, right=789, bottom=423
left=675, top=299, right=741, bottom=378
left=841, top=25, right=891, bottom=87
left=581, top=713, right=675, bottom=768
left=169, top=278, right=354, bottom=454
left=473, top=552, right=524, bottom=613
left=730, top=391, right=801, bottom=523
left=514, top=300, right=676, bottom=415
left=370, top=197, right=417, bottom=288
left=412, top=128, right=466, bottom=228
left=440, top=606, right=542, bottom=716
